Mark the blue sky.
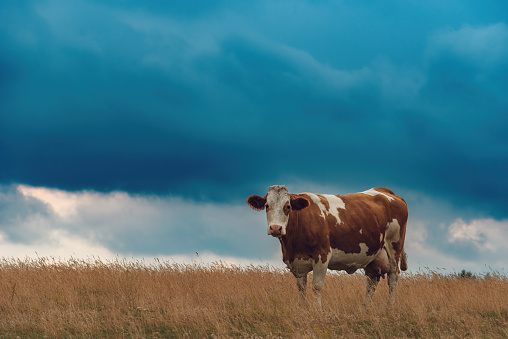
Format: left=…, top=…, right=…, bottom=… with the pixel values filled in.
left=1, top=0, right=507, bottom=273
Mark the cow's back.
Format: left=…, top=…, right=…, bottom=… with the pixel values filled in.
left=282, top=187, right=407, bottom=271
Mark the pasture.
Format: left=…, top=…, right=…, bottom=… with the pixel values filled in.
left=0, top=257, right=507, bottom=338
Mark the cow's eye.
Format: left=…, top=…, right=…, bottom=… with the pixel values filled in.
left=265, top=204, right=270, bottom=211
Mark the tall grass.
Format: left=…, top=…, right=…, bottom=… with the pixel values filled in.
left=0, top=256, right=507, bottom=338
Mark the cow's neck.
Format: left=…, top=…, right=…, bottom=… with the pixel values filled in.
left=279, top=210, right=326, bottom=262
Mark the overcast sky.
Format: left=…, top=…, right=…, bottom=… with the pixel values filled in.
left=1, top=0, right=507, bottom=274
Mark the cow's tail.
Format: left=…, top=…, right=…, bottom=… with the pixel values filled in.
left=400, top=249, right=408, bottom=271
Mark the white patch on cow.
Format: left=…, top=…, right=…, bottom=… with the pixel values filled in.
left=306, top=194, right=326, bottom=219
left=361, top=188, right=395, bottom=201
left=385, top=218, right=401, bottom=242
left=329, top=243, right=376, bottom=268
left=305, top=193, right=345, bottom=225
left=288, top=252, right=332, bottom=279
left=360, top=229, right=363, bottom=234
left=312, top=252, right=331, bottom=297
left=289, top=258, right=314, bottom=278
left=384, top=219, right=401, bottom=260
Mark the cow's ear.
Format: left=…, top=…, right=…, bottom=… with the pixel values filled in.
left=290, top=197, right=309, bottom=211
left=247, top=195, right=267, bottom=211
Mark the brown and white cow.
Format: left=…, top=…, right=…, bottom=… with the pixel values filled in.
left=247, top=185, right=408, bottom=305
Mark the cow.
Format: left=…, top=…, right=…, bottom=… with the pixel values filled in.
left=247, top=185, right=408, bottom=306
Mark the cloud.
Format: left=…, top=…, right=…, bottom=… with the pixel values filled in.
left=0, top=185, right=54, bottom=243
left=400, top=216, right=508, bottom=274
left=404, top=220, right=473, bottom=273
left=0, top=228, right=117, bottom=260
left=17, top=185, right=81, bottom=219
left=443, top=218, right=508, bottom=273
left=2, top=183, right=505, bottom=274
left=1, top=185, right=280, bottom=264
left=423, top=23, right=508, bottom=121
left=380, top=187, right=507, bottom=273
left=429, top=23, right=508, bottom=67
left=1, top=0, right=391, bottom=199
left=412, top=23, right=508, bottom=214
left=449, top=218, right=508, bottom=253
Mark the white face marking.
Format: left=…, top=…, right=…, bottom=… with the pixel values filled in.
left=305, top=193, right=345, bottom=225
left=361, top=188, right=395, bottom=201
left=266, top=185, right=291, bottom=235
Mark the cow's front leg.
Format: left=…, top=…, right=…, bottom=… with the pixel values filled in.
left=311, top=261, right=328, bottom=308
left=296, top=275, right=308, bottom=306
left=290, top=260, right=313, bottom=307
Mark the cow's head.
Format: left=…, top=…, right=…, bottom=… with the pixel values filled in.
left=247, top=185, right=309, bottom=237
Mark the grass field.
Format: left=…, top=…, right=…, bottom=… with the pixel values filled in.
left=0, top=257, right=507, bottom=338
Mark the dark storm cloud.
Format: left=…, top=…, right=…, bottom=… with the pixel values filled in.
left=1, top=0, right=507, bottom=218
left=416, top=24, right=508, bottom=213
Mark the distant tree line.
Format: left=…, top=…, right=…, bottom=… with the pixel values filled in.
left=456, top=269, right=498, bottom=279
left=458, top=269, right=476, bottom=279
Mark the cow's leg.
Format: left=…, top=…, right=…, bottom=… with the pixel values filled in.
left=311, top=261, right=328, bottom=308
left=387, top=256, right=398, bottom=305
left=296, top=274, right=308, bottom=306
left=363, top=248, right=389, bottom=306
left=290, top=260, right=313, bottom=307
left=383, top=242, right=400, bottom=305
left=363, top=274, right=379, bottom=307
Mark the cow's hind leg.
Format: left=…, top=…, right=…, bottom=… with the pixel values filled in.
left=363, top=274, right=379, bottom=307
left=363, top=248, right=389, bottom=306
left=387, top=255, right=398, bottom=305
left=384, top=241, right=402, bottom=305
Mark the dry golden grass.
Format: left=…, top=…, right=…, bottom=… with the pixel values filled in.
left=0, top=257, right=507, bottom=338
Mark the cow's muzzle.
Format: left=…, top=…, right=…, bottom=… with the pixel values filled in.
left=268, top=225, right=283, bottom=237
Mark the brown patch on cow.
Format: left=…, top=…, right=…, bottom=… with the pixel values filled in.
left=332, top=194, right=393, bottom=256
left=278, top=194, right=331, bottom=264
left=318, top=195, right=330, bottom=210
left=283, top=201, right=291, bottom=215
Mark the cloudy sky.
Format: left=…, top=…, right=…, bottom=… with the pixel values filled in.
left=1, top=0, right=507, bottom=274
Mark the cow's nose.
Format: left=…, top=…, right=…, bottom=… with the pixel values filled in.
left=268, top=225, right=282, bottom=236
